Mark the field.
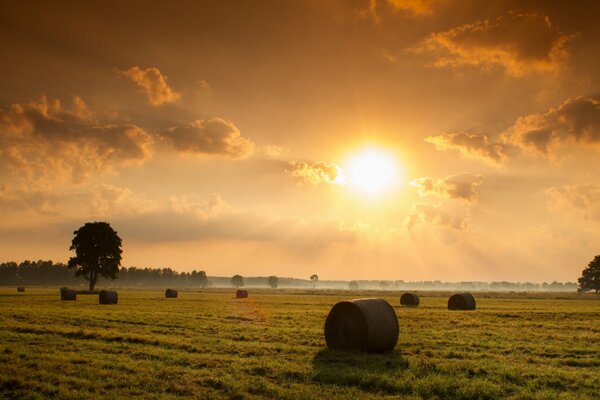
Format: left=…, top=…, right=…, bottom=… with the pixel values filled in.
left=1, top=288, right=599, bottom=400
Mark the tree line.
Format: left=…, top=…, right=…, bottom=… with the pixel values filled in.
left=0, top=260, right=209, bottom=288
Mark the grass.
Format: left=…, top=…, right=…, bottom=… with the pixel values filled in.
left=0, top=288, right=599, bottom=399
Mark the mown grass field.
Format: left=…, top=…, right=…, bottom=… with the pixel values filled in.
left=1, top=288, right=599, bottom=399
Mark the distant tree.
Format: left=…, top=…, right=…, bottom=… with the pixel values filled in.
left=197, top=271, right=209, bottom=288
left=348, top=281, right=359, bottom=290
left=578, top=255, right=600, bottom=293
left=379, top=281, right=390, bottom=289
left=68, top=222, right=122, bottom=291
left=231, top=274, right=244, bottom=288
left=267, top=275, right=279, bottom=288
left=310, top=274, right=318, bottom=289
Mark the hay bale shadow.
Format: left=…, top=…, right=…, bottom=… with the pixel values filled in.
left=312, top=348, right=409, bottom=394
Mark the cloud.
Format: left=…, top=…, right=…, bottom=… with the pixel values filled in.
left=0, top=185, right=58, bottom=215
left=505, top=97, right=600, bottom=154
left=411, top=173, right=483, bottom=203
left=425, top=132, right=510, bottom=164
left=114, top=194, right=355, bottom=252
left=546, top=184, right=600, bottom=222
left=121, top=66, right=181, bottom=106
left=286, top=161, right=344, bottom=185
left=169, top=193, right=224, bottom=220
left=386, top=0, right=432, bottom=15
left=404, top=203, right=468, bottom=230
left=0, top=96, right=153, bottom=185
left=86, top=184, right=158, bottom=217
left=416, top=14, right=573, bottom=76
left=162, top=118, right=255, bottom=159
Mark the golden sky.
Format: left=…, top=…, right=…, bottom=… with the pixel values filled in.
left=1, top=0, right=600, bottom=281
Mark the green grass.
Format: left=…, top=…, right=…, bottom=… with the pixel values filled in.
left=0, top=288, right=599, bottom=399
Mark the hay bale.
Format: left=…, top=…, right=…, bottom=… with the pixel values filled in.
left=400, top=292, right=419, bottom=307
left=448, top=293, right=476, bottom=310
left=324, top=298, right=399, bottom=353
left=60, top=288, right=77, bottom=301
left=17, top=287, right=25, bottom=292
left=99, top=290, right=118, bottom=305
left=165, top=289, right=178, bottom=298
left=236, top=289, right=248, bottom=298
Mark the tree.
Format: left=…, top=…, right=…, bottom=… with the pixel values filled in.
left=578, top=255, right=600, bottom=293
left=196, top=271, right=209, bottom=288
left=348, top=281, right=359, bottom=290
left=68, top=222, right=122, bottom=291
left=310, top=274, right=318, bottom=289
left=267, top=275, right=278, bottom=288
left=231, top=274, right=244, bottom=288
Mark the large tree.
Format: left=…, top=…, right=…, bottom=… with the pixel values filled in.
left=68, top=222, right=122, bottom=291
left=310, top=274, right=318, bottom=289
left=578, top=255, right=600, bottom=293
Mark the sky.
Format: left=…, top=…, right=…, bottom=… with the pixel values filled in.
left=1, top=0, right=600, bottom=282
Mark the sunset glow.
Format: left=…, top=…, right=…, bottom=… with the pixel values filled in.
left=343, top=148, right=401, bottom=196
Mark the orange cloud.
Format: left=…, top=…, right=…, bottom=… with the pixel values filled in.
left=411, top=173, right=483, bottom=203
left=121, top=66, right=181, bottom=106
left=417, top=14, right=573, bottom=76
left=505, top=97, right=600, bottom=154
left=425, top=132, right=510, bottom=164
left=404, top=203, right=468, bottom=230
left=0, top=96, right=153, bottom=186
left=286, top=161, right=344, bottom=185
left=162, top=118, right=255, bottom=159
left=546, top=184, right=600, bottom=222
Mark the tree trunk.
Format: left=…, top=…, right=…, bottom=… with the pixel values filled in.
left=89, top=270, right=97, bottom=291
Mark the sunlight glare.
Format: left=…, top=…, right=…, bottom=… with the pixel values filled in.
left=343, top=148, right=400, bottom=196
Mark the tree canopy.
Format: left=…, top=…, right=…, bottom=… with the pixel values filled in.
left=68, top=222, right=122, bottom=291
left=231, top=274, right=244, bottom=288
left=578, top=255, right=600, bottom=293
left=267, top=275, right=278, bottom=288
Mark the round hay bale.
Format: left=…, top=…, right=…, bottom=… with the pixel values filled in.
left=99, top=290, right=118, bottom=305
left=324, top=298, right=399, bottom=353
left=400, top=292, right=419, bottom=307
left=165, top=289, right=178, bottom=298
left=60, top=288, right=77, bottom=301
left=448, top=293, right=476, bottom=310
left=17, top=287, right=25, bottom=292
left=236, top=289, right=248, bottom=298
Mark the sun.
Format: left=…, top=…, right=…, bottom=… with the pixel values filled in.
left=342, top=148, right=401, bottom=196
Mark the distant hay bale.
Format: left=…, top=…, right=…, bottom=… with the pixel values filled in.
left=324, top=298, right=399, bottom=353
left=17, top=287, right=25, bottom=292
left=60, top=288, right=77, bottom=301
left=448, top=293, right=476, bottom=310
left=400, top=292, right=419, bottom=307
left=236, top=289, right=248, bottom=298
left=165, top=289, right=178, bottom=298
left=99, top=290, right=118, bottom=305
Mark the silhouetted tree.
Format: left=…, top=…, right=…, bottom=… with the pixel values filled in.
left=231, top=274, right=244, bottom=288
left=578, top=255, right=600, bottom=293
left=267, top=275, right=278, bottom=288
left=310, top=274, right=318, bottom=288
left=348, top=281, right=359, bottom=290
left=68, top=222, right=122, bottom=291
left=196, top=270, right=209, bottom=287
